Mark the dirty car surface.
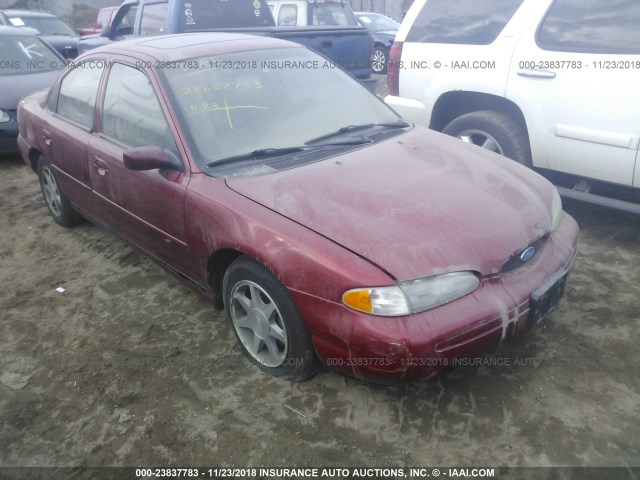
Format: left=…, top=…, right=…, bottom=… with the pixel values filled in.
left=17, top=32, right=579, bottom=383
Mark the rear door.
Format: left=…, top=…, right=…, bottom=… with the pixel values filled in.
left=41, top=59, right=105, bottom=211
left=88, top=60, right=192, bottom=273
left=507, top=0, right=640, bottom=186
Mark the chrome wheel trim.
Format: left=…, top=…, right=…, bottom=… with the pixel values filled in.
left=372, top=49, right=386, bottom=73
left=457, top=129, right=504, bottom=155
left=229, top=280, right=287, bottom=368
left=41, top=166, right=62, bottom=217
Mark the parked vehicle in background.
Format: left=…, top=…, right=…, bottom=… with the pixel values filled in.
left=269, top=0, right=359, bottom=27
left=78, top=0, right=373, bottom=84
left=80, top=6, right=119, bottom=36
left=0, top=26, right=66, bottom=155
left=0, top=10, right=79, bottom=58
left=385, top=0, right=640, bottom=214
left=355, top=12, right=399, bottom=74
left=18, top=33, right=578, bottom=383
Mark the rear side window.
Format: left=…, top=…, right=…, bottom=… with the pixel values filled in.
left=538, top=0, right=640, bottom=54
left=406, top=0, right=524, bottom=45
left=101, top=63, right=177, bottom=154
left=309, top=3, right=358, bottom=26
left=177, top=0, right=274, bottom=31
left=140, top=2, right=168, bottom=35
left=57, top=62, right=104, bottom=129
left=277, top=4, right=298, bottom=26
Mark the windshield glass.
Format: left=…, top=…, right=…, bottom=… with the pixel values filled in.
left=161, top=47, right=400, bottom=168
left=0, top=35, right=65, bottom=75
left=177, top=0, right=274, bottom=30
left=356, top=14, right=399, bottom=31
left=7, top=15, right=77, bottom=36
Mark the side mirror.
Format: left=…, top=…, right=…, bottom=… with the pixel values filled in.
left=123, top=146, right=183, bottom=172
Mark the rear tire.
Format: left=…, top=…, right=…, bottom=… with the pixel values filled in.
left=37, top=156, right=82, bottom=227
left=371, top=47, right=388, bottom=74
left=442, top=110, right=532, bottom=166
left=222, top=256, right=319, bottom=381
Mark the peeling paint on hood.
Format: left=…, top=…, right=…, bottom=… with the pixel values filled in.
left=226, top=127, right=556, bottom=281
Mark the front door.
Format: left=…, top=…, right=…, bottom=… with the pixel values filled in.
left=88, top=61, right=192, bottom=273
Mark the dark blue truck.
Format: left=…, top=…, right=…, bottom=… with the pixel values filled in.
left=79, top=0, right=374, bottom=86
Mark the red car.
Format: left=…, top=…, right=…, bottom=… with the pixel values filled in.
left=17, top=33, right=579, bottom=383
left=80, top=6, right=119, bottom=36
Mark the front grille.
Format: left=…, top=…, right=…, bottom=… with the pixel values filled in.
left=500, top=237, right=545, bottom=273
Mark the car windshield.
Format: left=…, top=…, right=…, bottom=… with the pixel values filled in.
left=357, top=14, right=399, bottom=31
left=7, top=15, right=77, bottom=36
left=0, top=35, right=65, bottom=75
left=161, top=47, right=400, bottom=168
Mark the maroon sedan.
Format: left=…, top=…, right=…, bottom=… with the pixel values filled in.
left=17, top=33, right=579, bottom=383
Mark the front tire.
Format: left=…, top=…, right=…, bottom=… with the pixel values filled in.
left=37, top=156, right=82, bottom=227
left=222, top=256, right=319, bottom=381
left=442, top=110, right=532, bottom=166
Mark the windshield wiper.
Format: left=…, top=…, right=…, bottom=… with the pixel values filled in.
left=206, top=147, right=305, bottom=167
left=305, top=121, right=410, bottom=145
left=206, top=140, right=371, bottom=168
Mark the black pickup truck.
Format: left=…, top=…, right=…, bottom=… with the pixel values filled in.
left=79, top=0, right=373, bottom=84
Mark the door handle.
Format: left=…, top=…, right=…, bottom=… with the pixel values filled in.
left=517, top=69, right=556, bottom=79
left=93, top=156, right=108, bottom=176
left=42, top=129, right=53, bottom=146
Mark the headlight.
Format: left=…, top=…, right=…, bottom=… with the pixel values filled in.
left=551, top=188, right=563, bottom=231
left=0, top=109, right=11, bottom=123
left=342, top=272, right=480, bottom=317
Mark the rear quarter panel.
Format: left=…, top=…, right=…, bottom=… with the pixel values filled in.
left=271, top=27, right=372, bottom=79
left=17, top=90, right=48, bottom=170
left=391, top=0, right=538, bottom=127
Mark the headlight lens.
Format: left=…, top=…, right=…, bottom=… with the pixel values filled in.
left=551, top=188, right=563, bottom=231
left=343, top=272, right=480, bottom=317
left=0, top=109, right=11, bottom=123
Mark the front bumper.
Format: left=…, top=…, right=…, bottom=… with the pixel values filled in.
left=290, top=212, right=580, bottom=383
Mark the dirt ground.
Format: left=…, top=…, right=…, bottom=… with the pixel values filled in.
left=1, top=86, right=639, bottom=470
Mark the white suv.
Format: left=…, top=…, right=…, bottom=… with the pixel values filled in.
left=385, top=0, right=640, bottom=211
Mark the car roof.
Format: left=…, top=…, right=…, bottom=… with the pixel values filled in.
left=0, top=10, right=58, bottom=18
left=87, top=32, right=303, bottom=61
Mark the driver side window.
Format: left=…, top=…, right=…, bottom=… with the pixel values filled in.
left=101, top=63, right=179, bottom=157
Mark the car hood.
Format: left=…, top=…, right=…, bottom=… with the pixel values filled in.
left=78, top=34, right=111, bottom=55
left=39, top=35, right=79, bottom=57
left=374, top=30, right=397, bottom=37
left=0, top=71, right=62, bottom=110
left=226, top=128, right=556, bottom=281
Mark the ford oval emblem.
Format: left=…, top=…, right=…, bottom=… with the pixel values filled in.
left=520, top=246, right=536, bottom=262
